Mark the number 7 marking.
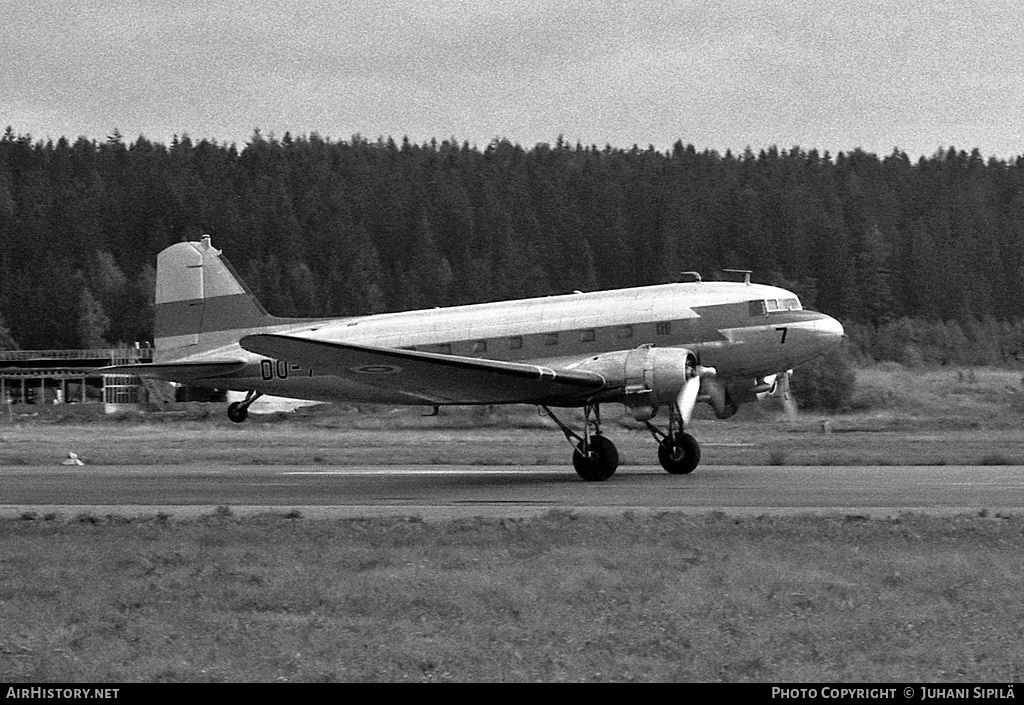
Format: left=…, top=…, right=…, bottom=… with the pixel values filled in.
left=775, top=327, right=788, bottom=344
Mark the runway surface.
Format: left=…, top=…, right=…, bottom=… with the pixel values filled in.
left=3, top=464, right=1024, bottom=519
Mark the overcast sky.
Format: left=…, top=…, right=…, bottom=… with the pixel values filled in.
left=2, top=0, right=1022, bottom=159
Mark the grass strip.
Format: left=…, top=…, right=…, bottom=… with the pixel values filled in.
left=2, top=510, right=1022, bottom=682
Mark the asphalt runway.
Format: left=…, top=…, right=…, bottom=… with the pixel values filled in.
left=3, top=464, right=1024, bottom=519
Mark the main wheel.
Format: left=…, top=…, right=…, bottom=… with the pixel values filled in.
left=227, top=401, right=249, bottom=423
left=658, top=432, right=701, bottom=474
left=573, top=435, right=619, bottom=481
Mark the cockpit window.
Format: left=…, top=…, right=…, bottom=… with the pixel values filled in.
left=750, top=298, right=802, bottom=316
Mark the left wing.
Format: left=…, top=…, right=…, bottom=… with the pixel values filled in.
left=240, top=333, right=606, bottom=404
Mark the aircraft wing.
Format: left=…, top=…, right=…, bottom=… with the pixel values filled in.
left=240, top=333, right=607, bottom=404
left=99, top=360, right=247, bottom=382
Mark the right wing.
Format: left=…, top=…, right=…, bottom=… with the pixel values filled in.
left=240, top=333, right=607, bottom=404
left=98, top=360, right=247, bottom=382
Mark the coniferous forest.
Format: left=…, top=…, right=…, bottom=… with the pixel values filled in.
left=1, top=127, right=1023, bottom=365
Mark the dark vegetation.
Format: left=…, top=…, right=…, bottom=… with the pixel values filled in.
left=1, top=128, right=1023, bottom=366
left=790, top=348, right=857, bottom=410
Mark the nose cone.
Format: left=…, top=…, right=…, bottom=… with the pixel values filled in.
left=814, top=314, right=846, bottom=347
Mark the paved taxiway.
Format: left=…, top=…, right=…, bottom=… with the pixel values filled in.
left=3, top=464, right=1024, bottom=519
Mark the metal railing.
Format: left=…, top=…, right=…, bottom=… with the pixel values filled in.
left=0, top=347, right=153, bottom=364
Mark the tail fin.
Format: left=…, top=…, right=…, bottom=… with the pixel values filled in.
left=155, top=235, right=281, bottom=360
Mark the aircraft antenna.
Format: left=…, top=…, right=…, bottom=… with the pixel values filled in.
left=722, top=269, right=752, bottom=285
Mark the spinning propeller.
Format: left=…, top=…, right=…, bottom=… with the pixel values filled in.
left=761, top=370, right=797, bottom=418
left=676, top=365, right=716, bottom=427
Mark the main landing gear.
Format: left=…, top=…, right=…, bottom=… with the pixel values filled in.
left=645, top=405, right=701, bottom=475
left=227, top=390, right=263, bottom=423
left=542, top=403, right=619, bottom=481
left=542, top=402, right=703, bottom=480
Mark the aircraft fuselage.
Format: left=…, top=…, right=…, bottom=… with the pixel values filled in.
left=186, top=280, right=843, bottom=406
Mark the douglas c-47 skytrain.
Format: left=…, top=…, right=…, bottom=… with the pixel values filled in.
left=105, top=236, right=845, bottom=481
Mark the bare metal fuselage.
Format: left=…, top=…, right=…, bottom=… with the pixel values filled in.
left=178, top=280, right=843, bottom=407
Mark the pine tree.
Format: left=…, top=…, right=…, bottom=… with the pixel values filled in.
left=405, top=213, right=453, bottom=308
left=0, top=308, right=18, bottom=349
left=77, top=288, right=110, bottom=348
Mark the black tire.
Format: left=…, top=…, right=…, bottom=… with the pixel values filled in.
left=658, top=432, right=701, bottom=474
left=227, top=401, right=249, bottom=423
left=573, top=435, right=619, bottom=481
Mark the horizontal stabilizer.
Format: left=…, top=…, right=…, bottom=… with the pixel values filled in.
left=240, top=334, right=606, bottom=404
left=99, top=360, right=247, bottom=381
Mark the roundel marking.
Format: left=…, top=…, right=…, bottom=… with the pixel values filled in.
left=351, top=364, right=403, bottom=375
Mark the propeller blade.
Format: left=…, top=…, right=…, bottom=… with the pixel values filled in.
left=782, top=393, right=799, bottom=419
left=777, top=370, right=797, bottom=418
left=774, top=369, right=792, bottom=399
left=677, top=374, right=701, bottom=427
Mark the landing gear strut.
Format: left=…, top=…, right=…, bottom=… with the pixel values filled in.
left=646, top=405, right=701, bottom=475
left=542, top=403, right=619, bottom=481
left=227, top=390, right=263, bottom=423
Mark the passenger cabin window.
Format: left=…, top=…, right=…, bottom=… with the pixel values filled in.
left=617, top=325, right=634, bottom=339
left=438, top=343, right=452, bottom=355
left=508, top=336, right=523, bottom=350
left=472, top=340, right=487, bottom=354
left=748, top=300, right=767, bottom=317
left=544, top=332, right=559, bottom=346
left=656, top=322, right=672, bottom=336
left=580, top=329, right=596, bottom=342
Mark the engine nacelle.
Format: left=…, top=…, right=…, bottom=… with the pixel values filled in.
left=574, top=346, right=698, bottom=408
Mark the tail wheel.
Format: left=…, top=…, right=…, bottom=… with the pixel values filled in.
left=658, top=432, right=701, bottom=474
left=573, top=435, right=619, bottom=482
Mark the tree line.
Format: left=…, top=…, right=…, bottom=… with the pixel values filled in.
left=1, top=127, right=1023, bottom=365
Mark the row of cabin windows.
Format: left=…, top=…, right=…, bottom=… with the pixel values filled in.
left=414, top=322, right=674, bottom=356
